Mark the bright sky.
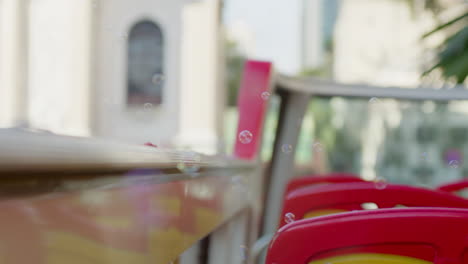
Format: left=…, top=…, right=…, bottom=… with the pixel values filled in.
left=223, top=0, right=303, bottom=75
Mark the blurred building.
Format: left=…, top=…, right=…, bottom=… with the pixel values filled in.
left=224, top=0, right=303, bottom=75
left=302, top=0, right=341, bottom=70
left=333, top=0, right=438, bottom=87
left=226, top=20, right=255, bottom=57
left=0, top=0, right=225, bottom=154
left=378, top=101, right=468, bottom=186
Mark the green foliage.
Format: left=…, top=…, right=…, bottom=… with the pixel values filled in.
left=423, top=12, right=468, bottom=84
left=300, top=37, right=334, bottom=79
left=299, top=67, right=330, bottom=78
left=329, top=125, right=362, bottom=172
left=404, top=0, right=445, bottom=17
left=225, top=40, right=247, bottom=106
left=416, top=125, right=437, bottom=143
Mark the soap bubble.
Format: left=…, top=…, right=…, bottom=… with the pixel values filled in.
left=421, top=152, right=428, bottom=160
left=369, top=97, right=381, bottom=106
left=374, top=177, right=388, bottom=190
left=238, top=130, right=253, bottom=144
left=240, top=245, right=247, bottom=261
left=449, top=160, right=459, bottom=169
left=152, top=74, right=165, bottom=85
left=312, top=142, right=324, bottom=152
left=143, top=103, right=153, bottom=111
left=284, top=212, right=295, bottom=224
left=261, top=91, right=271, bottom=101
left=281, top=144, right=293, bottom=154
left=177, top=151, right=201, bottom=174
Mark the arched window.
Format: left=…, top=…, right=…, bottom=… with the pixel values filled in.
left=127, top=20, right=164, bottom=106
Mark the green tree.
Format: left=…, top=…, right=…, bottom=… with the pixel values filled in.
left=225, top=40, right=247, bottom=106
left=423, top=11, right=468, bottom=83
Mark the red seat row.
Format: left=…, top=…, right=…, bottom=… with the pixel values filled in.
left=232, top=60, right=468, bottom=263
left=265, top=174, right=468, bottom=264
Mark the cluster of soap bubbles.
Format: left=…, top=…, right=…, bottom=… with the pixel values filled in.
left=236, top=92, right=271, bottom=145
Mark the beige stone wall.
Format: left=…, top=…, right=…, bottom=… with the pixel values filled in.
left=0, top=0, right=28, bottom=127
left=28, top=0, right=93, bottom=136
left=333, top=0, right=437, bottom=86
left=0, top=0, right=225, bottom=154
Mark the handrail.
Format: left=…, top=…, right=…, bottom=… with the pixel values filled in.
left=0, top=130, right=254, bottom=175
left=276, top=74, right=468, bottom=101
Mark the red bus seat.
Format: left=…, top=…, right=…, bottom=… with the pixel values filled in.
left=267, top=208, right=468, bottom=264
left=279, top=182, right=468, bottom=227
left=438, top=179, right=468, bottom=196
left=233, top=60, right=273, bottom=160
left=284, top=173, right=364, bottom=200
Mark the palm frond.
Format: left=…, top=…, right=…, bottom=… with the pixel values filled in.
left=423, top=11, right=468, bottom=83
left=422, top=12, right=468, bottom=38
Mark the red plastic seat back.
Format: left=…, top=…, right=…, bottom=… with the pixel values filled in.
left=438, top=179, right=468, bottom=195
left=285, top=173, right=364, bottom=199
left=279, top=182, right=468, bottom=227
left=233, top=60, right=273, bottom=160
left=267, top=208, right=468, bottom=264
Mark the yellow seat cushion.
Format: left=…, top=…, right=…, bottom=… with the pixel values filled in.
left=304, top=209, right=347, bottom=218
left=309, top=253, right=432, bottom=264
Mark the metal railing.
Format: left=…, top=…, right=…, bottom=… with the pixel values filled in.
left=259, top=74, right=468, bottom=258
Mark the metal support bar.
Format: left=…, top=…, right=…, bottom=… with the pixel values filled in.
left=208, top=210, right=249, bottom=264
left=262, top=90, right=311, bottom=234
left=251, top=233, right=274, bottom=264
left=276, top=75, right=468, bottom=101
